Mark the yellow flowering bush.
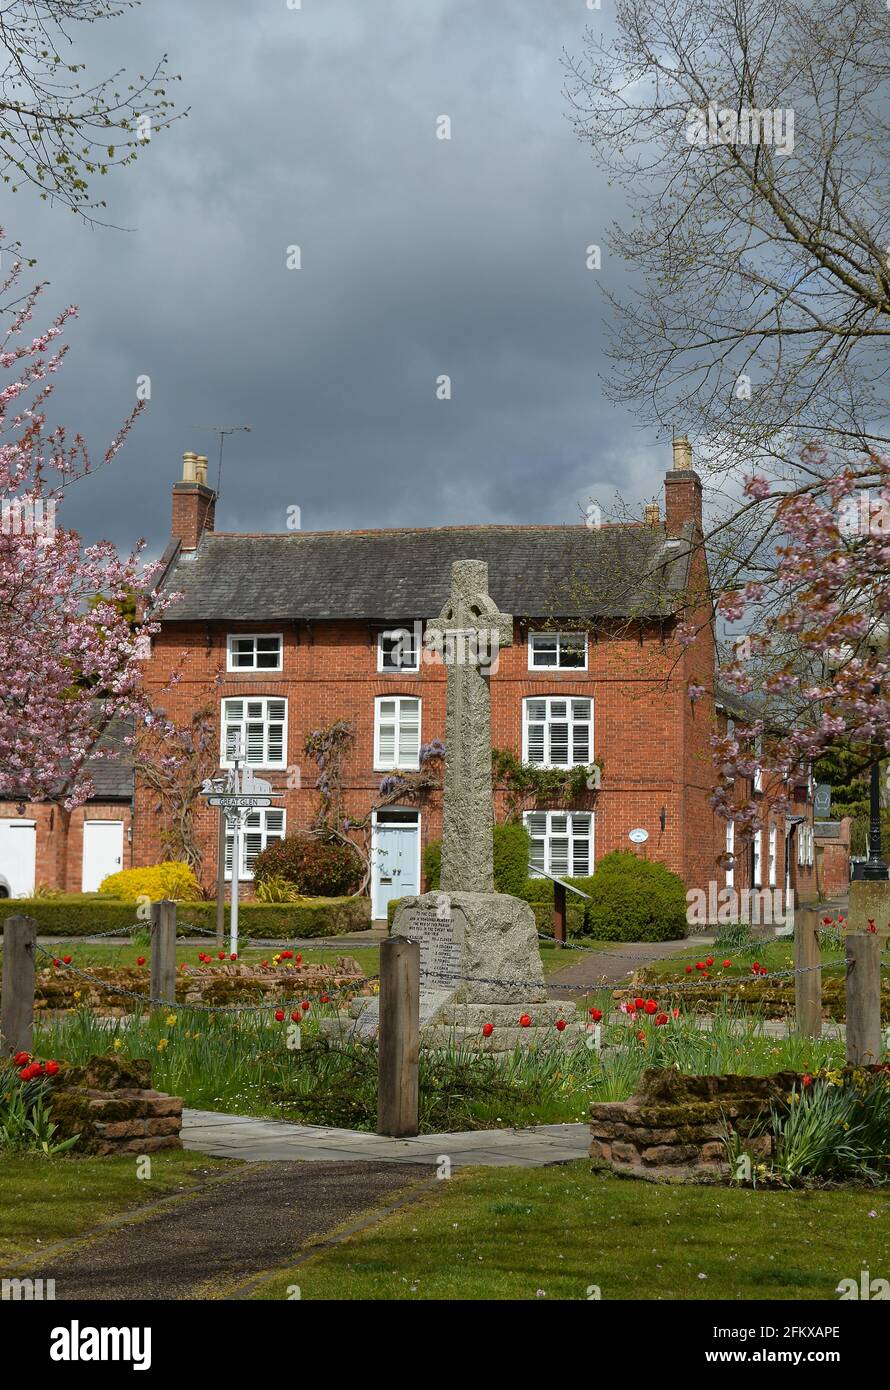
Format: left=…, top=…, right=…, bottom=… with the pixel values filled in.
left=97, top=862, right=203, bottom=902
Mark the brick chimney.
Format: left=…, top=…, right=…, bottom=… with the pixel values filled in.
left=664, top=435, right=702, bottom=537
left=172, top=452, right=215, bottom=550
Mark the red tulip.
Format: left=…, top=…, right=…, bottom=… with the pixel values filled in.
left=262, top=960, right=269, bottom=968
left=655, top=1013, right=668, bottom=1026
left=685, top=965, right=693, bottom=973
left=519, top=1014, right=532, bottom=1027
left=636, top=1030, right=646, bottom=1042
left=634, top=997, right=645, bottom=1010
left=644, top=999, right=657, bottom=1015
left=695, top=961, right=705, bottom=971
left=320, top=993, right=330, bottom=1004
left=13, top=1051, right=30, bottom=1066
left=705, top=956, right=714, bottom=966
left=802, top=1074, right=813, bottom=1087
left=274, top=1009, right=285, bottom=1022
left=482, top=1022, right=494, bottom=1037
left=281, top=950, right=292, bottom=959
left=301, top=1000, right=310, bottom=1011
left=136, top=956, right=146, bottom=966
left=752, top=961, right=760, bottom=971
left=295, top=954, right=302, bottom=964
left=722, top=959, right=732, bottom=968
left=53, top=958, right=61, bottom=967
left=62, top=955, right=72, bottom=965
left=18, top=1066, right=31, bottom=1080
left=291, top=1010, right=302, bottom=1023
left=672, top=1007, right=680, bottom=1019
left=588, top=1007, right=602, bottom=1021
left=218, top=952, right=225, bottom=960
left=555, top=1018, right=567, bottom=1031
left=45, top=1061, right=59, bottom=1076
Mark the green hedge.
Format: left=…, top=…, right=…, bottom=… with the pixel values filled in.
left=0, top=895, right=370, bottom=939
left=584, top=851, right=686, bottom=942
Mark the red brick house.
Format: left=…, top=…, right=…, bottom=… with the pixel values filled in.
left=128, top=440, right=815, bottom=922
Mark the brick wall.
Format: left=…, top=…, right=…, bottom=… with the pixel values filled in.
left=0, top=799, right=132, bottom=895
left=135, top=607, right=737, bottom=898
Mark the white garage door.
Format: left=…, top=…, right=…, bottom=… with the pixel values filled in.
left=82, top=821, right=124, bottom=893
left=0, top=820, right=37, bottom=898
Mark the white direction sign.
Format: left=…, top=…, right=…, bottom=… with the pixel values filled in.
left=206, top=794, right=274, bottom=809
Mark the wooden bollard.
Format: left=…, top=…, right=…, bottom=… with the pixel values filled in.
left=845, top=931, right=882, bottom=1067
left=794, top=906, right=822, bottom=1039
left=1, top=914, right=37, bottom=1056
left=377, top=937, right=419, bottom=1137
left=150, top=899, right=178, bottom=1007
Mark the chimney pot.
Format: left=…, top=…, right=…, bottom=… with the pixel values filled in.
left=644, top=503, right=660, bottom=526
left=182, top=451, right=198, bottom=483
left=195, top=455, right=209, bottom=487
left=672, top=435, right=693, bottom=471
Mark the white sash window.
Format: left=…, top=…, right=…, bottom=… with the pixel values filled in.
left=221, top=698, right=287, bottom=768
left=525, top=811, right=593, bottom=878
left=523, top=697, right=592, bottom=767
left=374, top=696, right=421, bottom=769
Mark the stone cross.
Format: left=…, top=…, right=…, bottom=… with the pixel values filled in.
left=429, top=559, right=513, bottom=894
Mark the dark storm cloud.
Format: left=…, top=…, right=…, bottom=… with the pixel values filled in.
left=7, top=0, right=666, bottom=560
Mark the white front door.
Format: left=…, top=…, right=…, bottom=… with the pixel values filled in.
left=82, top=821, right=124, bottom=892
left=0, top=820, right=37, bottom=897
left=372, top=811, right=420, bottom=918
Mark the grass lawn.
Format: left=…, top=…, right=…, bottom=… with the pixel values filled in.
left=249, top=1161, right=890, bottom=1301
left=0, top=1150, right=236, bottom=1267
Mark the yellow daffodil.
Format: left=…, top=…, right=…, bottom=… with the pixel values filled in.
left=73, top=990, right=81, bottom=1000
left=113, top=1038, right=122, bottom=1051
left=156, top=1038, right=169, bottom=1051
left=165, top=1014, right=176, bottom=1027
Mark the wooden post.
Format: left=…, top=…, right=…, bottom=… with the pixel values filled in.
left=845, top=931, right=882, bottom=1066
left=1, top=915, right=36, bottom=1056
left=150, top=899, right=177, bottom=1007
left=377, top=937, right=419, bottom=1137
left=794, top=905, right=822, bottom=1039
left=553, top=880, right=566, bottom=949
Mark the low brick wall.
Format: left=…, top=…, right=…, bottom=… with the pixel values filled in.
left=590, top=1069, right=800, bottom=1183
left=50, top=1056, right=183, bottom=1157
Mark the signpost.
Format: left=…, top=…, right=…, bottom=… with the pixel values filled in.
left=200, top=748, right=282, bottom=956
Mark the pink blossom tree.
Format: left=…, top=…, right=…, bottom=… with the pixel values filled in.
left=709, top=451, right=890, bottom=838
left=0, top=236, right=172, bottom=809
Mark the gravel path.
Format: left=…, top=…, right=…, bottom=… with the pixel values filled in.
left=546, top=936, right=714, bottom=996
left=31, top=1161, right=426, bottom=1301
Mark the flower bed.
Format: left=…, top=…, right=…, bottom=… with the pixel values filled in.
left=30, top=954, right=367, bottom=1014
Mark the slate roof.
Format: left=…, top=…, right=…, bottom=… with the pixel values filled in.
left=85, top=718, right=134, bottom=800
left=160, top=524, right=694, bottom=622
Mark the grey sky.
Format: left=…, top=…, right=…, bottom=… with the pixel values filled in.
left=9, top=0, right=668, bottom=560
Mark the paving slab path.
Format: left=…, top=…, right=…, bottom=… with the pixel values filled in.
left=25, top=1161, right=428, bottom=1301
left=183, top=1109, right=590, bottom=1167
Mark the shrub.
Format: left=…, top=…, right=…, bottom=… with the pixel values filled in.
left=584, top=851, right=687, bottom=941
left=255, top=874, right=304, bottom=904
left=423, top=823, right=531, bottom=896
left=253, top=834, right=364, bottom=897
left=97, top=862, right=203, bottom=902
left=0, top=895, right=370, bottom=939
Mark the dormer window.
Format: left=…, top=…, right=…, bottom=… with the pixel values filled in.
left=528, top=631, right=587, bottom=670
left=227, top=633, right=283, bottom=672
